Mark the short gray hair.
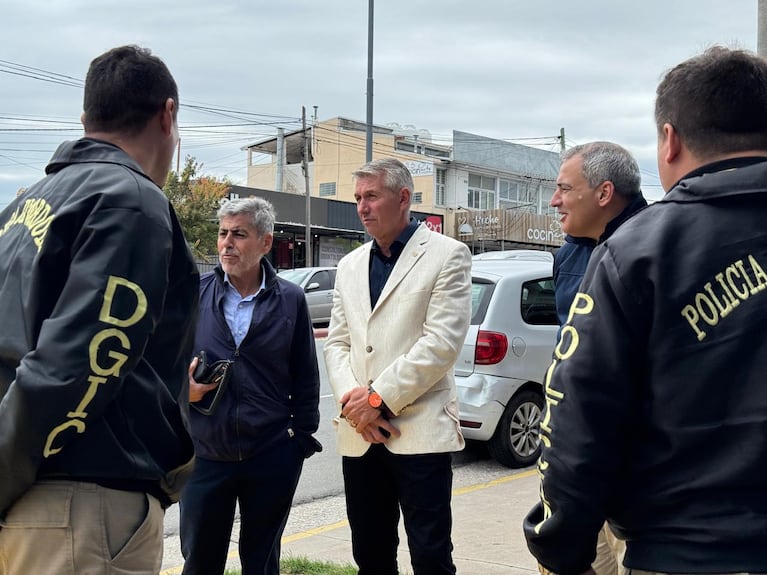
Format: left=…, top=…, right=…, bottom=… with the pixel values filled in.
left=353, top=158, right=413, bottom=205
left=561, top=141, right=641, bottom=199
left=217, top=197, right=275, bottom=236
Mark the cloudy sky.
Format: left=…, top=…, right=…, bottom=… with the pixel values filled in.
left=0, top=0, right=759, bottom=208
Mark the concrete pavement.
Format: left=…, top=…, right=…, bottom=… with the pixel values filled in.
left=159, top=464, right=541, bottom=574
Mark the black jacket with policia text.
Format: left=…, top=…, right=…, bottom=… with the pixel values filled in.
left=0, top=138, right=199, bottom=517
left=523, top=157, right=767, bottom=574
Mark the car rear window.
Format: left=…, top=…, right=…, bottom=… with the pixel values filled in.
left=520, top=279, right=557, bottom=325
left=470, top=279, right=495, bottom=325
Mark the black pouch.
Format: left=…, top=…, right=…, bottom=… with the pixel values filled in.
left=191, top=351, right=233, bottom=415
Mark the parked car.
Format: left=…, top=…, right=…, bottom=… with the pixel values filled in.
left=455, top=254, right=559, bottom=468
left=472, top=249, right=554, bottom=263
left=277, top=267, right=337, bottom=326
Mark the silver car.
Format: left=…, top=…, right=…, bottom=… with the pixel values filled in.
left=277, top=266, right=337, bottom=326
left=456, top=253, right=558, bottom=468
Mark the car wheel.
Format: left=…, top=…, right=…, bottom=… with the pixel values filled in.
left=488, top=390, right=543, bottom=468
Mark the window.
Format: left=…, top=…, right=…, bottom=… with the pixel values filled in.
left=319, top=182, right=336, bottom=197
left=412, top=192, right=423, bottom=203
left=468, top=173, right=496, bottom=210
left=520, top=279, right=558, bottom=325
left=470, top=279, right=496, bottom=325
left=308, top=270, right=332, bottom=291
left=435, top=168, right=446, bottom=206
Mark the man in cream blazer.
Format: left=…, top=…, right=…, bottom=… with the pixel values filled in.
left=325, top=158, right=472, bottom=575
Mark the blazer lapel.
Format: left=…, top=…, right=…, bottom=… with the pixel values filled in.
left=351, top=242, right=373, bottom=318
left=372, top=224, right=430, bottom=314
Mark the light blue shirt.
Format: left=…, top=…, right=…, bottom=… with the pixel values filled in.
left=222, top=266, right=266, bottom=347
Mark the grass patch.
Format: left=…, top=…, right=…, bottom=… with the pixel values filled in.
left=223, top=555, right=357, bottom=575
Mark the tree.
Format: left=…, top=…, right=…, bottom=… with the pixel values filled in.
left=164, top=156, right=230, bottom=258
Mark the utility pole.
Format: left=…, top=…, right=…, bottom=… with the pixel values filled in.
left=302, top=106, right=313, bottom=267
left=559, top=127, right=566, bottom=153
left=365, top=0, right=374, bottom=162
left=759, top=0, right=767, bottom=57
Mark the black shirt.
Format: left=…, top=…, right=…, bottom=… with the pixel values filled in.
left=369, top=220, right=419, bottom=308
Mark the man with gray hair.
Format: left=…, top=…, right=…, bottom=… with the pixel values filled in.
left=525, top=46, right=767, bottom=575
left=548, top=141, right=646, bottom=575
left=325, top=158, right=472, bottom=574
left=180, top=197, right=321, bottom=575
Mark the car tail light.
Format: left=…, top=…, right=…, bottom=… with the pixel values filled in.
left=475, top=330, right=508, bottom=365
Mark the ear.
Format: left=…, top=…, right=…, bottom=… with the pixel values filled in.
left=160, top=97, right=176, bottom=136
left=660, top=122, right=681, bottom=165
left=399, top=187, right=411, bottom=207
left=263, top=232, right=274, bottom=252
left=596, top=181, right=615, bottom=207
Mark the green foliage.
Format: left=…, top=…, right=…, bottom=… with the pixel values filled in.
left=163, top=155, right=230, bottom=259
left=223, top=555, right=357, bottom=575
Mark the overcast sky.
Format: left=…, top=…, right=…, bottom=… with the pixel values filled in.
left=0, top=0, right=759, bottom=208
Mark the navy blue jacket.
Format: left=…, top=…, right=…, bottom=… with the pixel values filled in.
left=553, top=236, right=596, bottom=326
left=189, top=261, right=320, bottom=461
left=525, top=158, right=767, bottom=573
left=0, top=138, right=198, bottom=513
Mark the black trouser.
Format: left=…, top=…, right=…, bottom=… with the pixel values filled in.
left=342, top=444, right=456, bottom=575
left=180, top=439, right=304, bottom=575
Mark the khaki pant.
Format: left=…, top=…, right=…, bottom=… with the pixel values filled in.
left=0, top=481, right=164, bottom=575
left=592, top=522, right=626, bottom=575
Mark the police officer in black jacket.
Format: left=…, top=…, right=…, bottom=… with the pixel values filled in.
left=524, top=46, right=767, bottom=575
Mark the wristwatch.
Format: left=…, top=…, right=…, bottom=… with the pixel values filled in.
left=368, top=387, right=383, bottom=409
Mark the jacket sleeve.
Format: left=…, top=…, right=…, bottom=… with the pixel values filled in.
left=0, top=199, right=174, bottom=516
left=289, top=291, right=320, bottom=435
left=374, top=243, right=472, bottom=413
left=523, top=243, right=648, bottom=574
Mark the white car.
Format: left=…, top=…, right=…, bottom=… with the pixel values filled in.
left=277, top=266, right=336, bottom=326
left=456, top=253, right=558, bottom=467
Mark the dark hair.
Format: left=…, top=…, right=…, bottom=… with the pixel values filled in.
left=655, top=46, right=767, bottom=157
left=353, top=157, right=413, bottom=205
left=83, top=45, right=178, bottom=135
left=562, top=141, right=641, bottom=199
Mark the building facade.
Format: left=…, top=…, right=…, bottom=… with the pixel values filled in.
left=242, top=117, right=564, bottom=259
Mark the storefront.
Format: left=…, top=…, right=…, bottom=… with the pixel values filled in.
left=445, top=208, right=564, bottom=254
left=228, top=185, right=445, bottom=270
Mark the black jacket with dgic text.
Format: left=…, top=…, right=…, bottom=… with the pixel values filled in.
left=524, top=157, right=767, bottom=574
left=0, top=138, right=198, bottom=515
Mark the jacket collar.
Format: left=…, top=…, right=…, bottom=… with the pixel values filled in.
left=212, top=256, right=278, bottom=293
left=46, top=137, right=150, bottom=181
left=599, top=194, right=649, bottom=244
left=372, top=223, right=430, bottom=313
left=664, top=156, right=767, bottom=203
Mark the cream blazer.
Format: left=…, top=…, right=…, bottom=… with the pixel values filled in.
left=324, top=224, right=472, bottom=456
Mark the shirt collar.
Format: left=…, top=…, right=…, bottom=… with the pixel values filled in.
left=371, top=219, right=420, bottom=257
left=223, top=264, right=266, bottom=299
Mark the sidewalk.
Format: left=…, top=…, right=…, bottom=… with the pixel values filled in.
left=160, top=467, right=541, bottom=574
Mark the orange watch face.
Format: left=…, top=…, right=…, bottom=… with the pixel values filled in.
left=368, top=391, right=383, bottom=409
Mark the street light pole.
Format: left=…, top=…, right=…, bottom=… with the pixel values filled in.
left=365, top=0, right=374, bottom=162
left=302, top=106, right=312, bottom=267
left=759, top=0, right=767, bottom=57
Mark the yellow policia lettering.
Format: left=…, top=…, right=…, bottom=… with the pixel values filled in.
left=0, top=198, right=55, bottom=252
left=43, top=275, right=148, bottom=457
left=680, top=254, right=767, bottom=341
left=536, top=291, right=595, bottom=532
left=535, top=483, right=553, bottom=534
left=540, top=360, right=564, bottom=449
